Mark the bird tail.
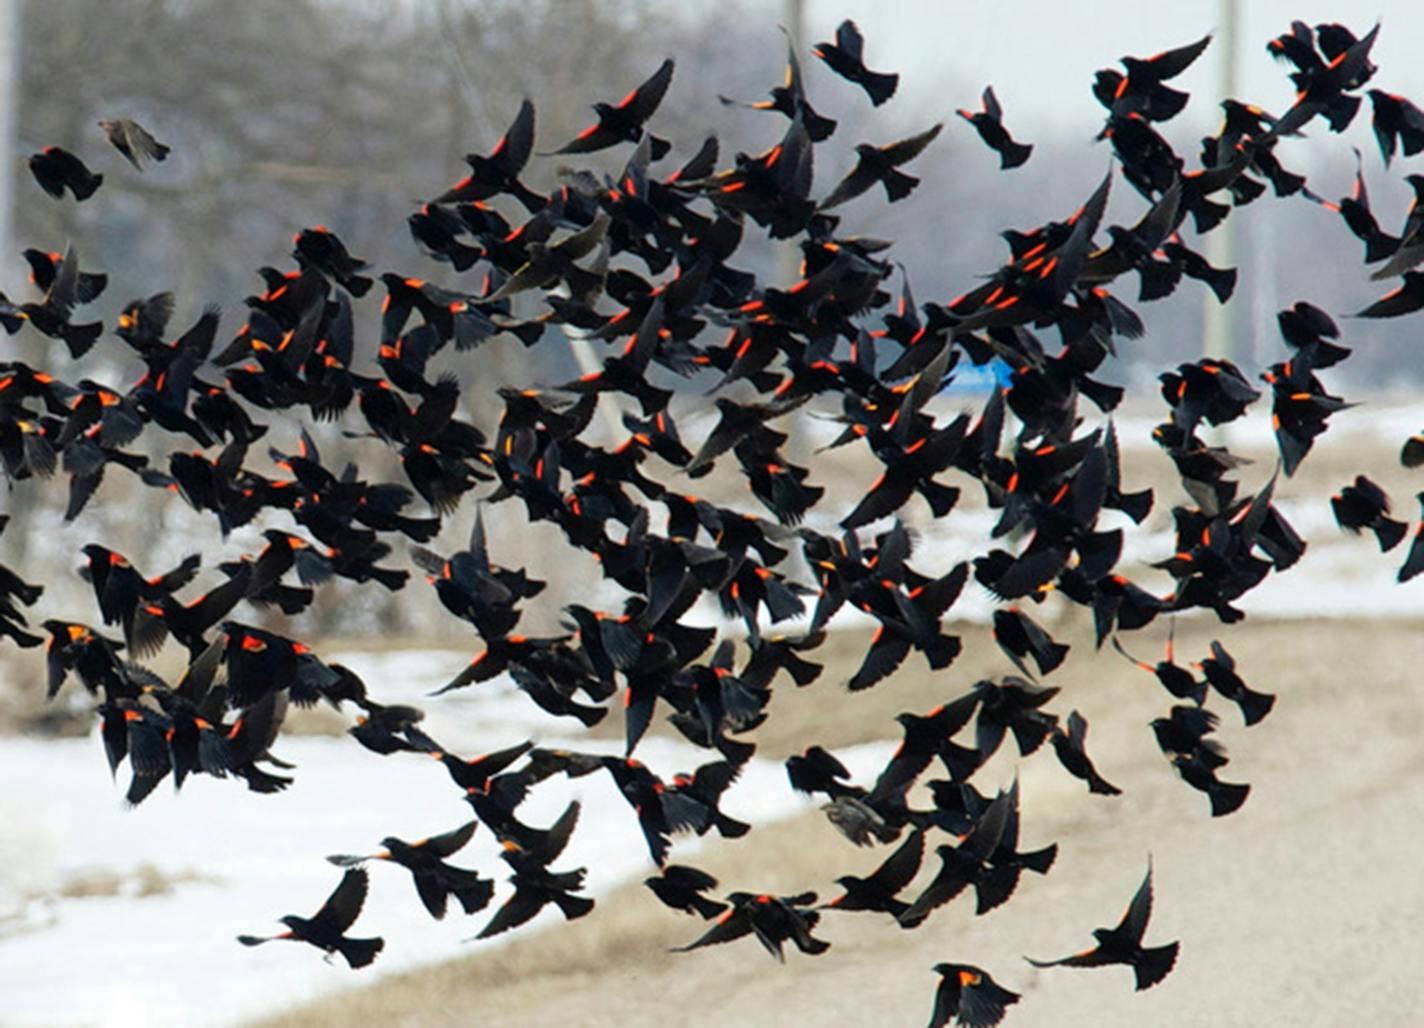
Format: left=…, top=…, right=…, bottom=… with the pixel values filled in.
left=1208, top=780, right=1251, bottom=818
left=553, top=892, right=595, bottom=922
left=882, top=169, right=920, bottom=203
left=974, top=865, right=1022, bottom=915
left=939, top=741, right=981, bottom=783
left=691, top=893, right=728, bottom=920
left=1001, top=140, right=1033, bottom=169
left=63, top=321, right=103, bottom=359
left=337, top=935, right=385, bottom=969
left=916, top=479, right=960, bottom=518
left=75, top=173, right=104, bottom=201
left=1237, top=687, right=1276, bottom=728
left=864, top=70, right=899, bottom=107
left=371, top=567, right=409, bottom=591
left=1133, top=941, right=1180, bottom=990
left=571, top=700, right=607, bottom=728
left=923, top=631, right=963, bottom=672
left=1114, top=487, right=1154, bottom=525
left=1020, top=842, right=1059, bottom=876
left=448, top=871, right=496, bottom=915
left=1088, top=771, right=1123, bottom=797
left=715, top=812, right=752, bottom=839
left=1374, top=516, right=1408, bottom=553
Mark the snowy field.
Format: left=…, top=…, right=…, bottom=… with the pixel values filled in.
left=4, top=403, right=1422, bottom=1025
left=0, top=646, right=892, bottom=1027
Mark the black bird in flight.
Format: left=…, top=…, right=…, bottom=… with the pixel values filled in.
left=927, top=962, right=1021, bottom=1028
left=1026, top=860, right=1179, bottom=991
left=957, top=87, right=1033, bottom=169
left=813, top=19, right=899, bottom=106
left=29, top=147, right=103, bottom=200
left=547, top=59, right=674, bottom=159
left=819, top=122, right=943, bottom=210
left=237, top=867, right=384, bottom=968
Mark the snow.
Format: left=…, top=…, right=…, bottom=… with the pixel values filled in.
left=0, top=647, right=894, bottom=1027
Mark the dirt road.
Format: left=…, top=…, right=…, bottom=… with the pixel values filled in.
left=255, top=616, right=1424, bottom=1027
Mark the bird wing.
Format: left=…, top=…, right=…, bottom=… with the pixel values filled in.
left=311, top=868, right=369, bottom=935
left=982, top=85, right=1003, bottom=122
left=1119, top=861, right=1155, bottom=942
left=421, top=819, right=479, bottom=859
left=865, top=825, right=926, bottom=895
left=671, top=904, right=752, bottom=952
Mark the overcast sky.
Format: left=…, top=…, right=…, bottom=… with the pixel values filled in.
left=752, top=1, right=1424, bottom=138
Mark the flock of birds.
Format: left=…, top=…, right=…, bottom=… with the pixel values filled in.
left=5, top=15, right=1424, bottom=1027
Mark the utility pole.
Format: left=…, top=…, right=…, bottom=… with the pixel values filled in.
left=778, top=0, right=805, bottom=290
left=0, top=0, right=16, bottom=527
left=1203, top=0, right=1236, bottom=362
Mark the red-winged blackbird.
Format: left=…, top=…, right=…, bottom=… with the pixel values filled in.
left=957, top=87, right=1032, bottom=169
left=1398, top=495, right=1424, bottom=583
left=434, top=98, right=545, bottom=212
left=293, top=226, right=372, bottom=297
left=1, top=242, right=103, bottom=358
left=673, top=890, right=829, bottom=961
left=645, top=864, right=727, bottom=919
left=1110, top=632, right=1207, bottom=705
left=79, top=544, right=198, bottom=653
left=822, top=826, right=925, bottom=920
left=812, top=20, right=898, bottom=107
left=819, top=122, right=943, bottom=210
left=928, top=963, right=1020, bottom=1028
left=972, top=778, right=1057, bottom=914
left=29, top=147, right=103, bottom=200
left=238, top=868, right=384, bottom=968
left=1151, top=705, right=1250, bottom=817
left=1265, top=21, right=1378, bottom=139
left=1050, top=709, right=1121, bottom=795
left=429, top=739, right=534, bottom=797
left=547, top=59, right=674, bottom=158
left=1027, top=860, right=1179, bottom=991
left=897, top=789, right=1011, bottom=928
left=348, top=699, right=433, bottom=755
left=719, top=29, right=836, bottom=141
left=1368, top=89, right=1424, bottom=167
left=327, top=821, right=493, bottom=920
left=475, top=865, right=594, bottom=940
left=1331, top=475, right=1406, bottom=552
left=1094, top=33, right=1212, bottom=123
left=1354, top=270, right=1424, bottom=319
left=971, top=677, right=1059, bottom=762
left=1194, top=640, right=1275, bottom=726
left=992, top=607, right=1068, bottom=678
left=99, top=117, right=170, bottom=169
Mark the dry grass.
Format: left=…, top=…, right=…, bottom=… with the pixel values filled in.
left=252, top=613, right=1424, bottom=1028
left=51, top=864, right=219, bottom=901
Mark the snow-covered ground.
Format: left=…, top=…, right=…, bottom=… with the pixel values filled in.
left=6, top=400, right=1422, bottom=1025
left=0, top=647, right=893, bottom=1027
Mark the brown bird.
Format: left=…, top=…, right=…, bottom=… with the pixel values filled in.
left=99, top=118, right=170, bottom=170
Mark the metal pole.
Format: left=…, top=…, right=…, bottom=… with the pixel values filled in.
left=0, top=0, right=16, bottom=525
left=1203, top=0, right=1236, bottom=363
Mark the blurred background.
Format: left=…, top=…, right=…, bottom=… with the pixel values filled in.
left=3, top=0, right=1422, bottom=643
left=2, top=3, right=1423, bottom=1023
